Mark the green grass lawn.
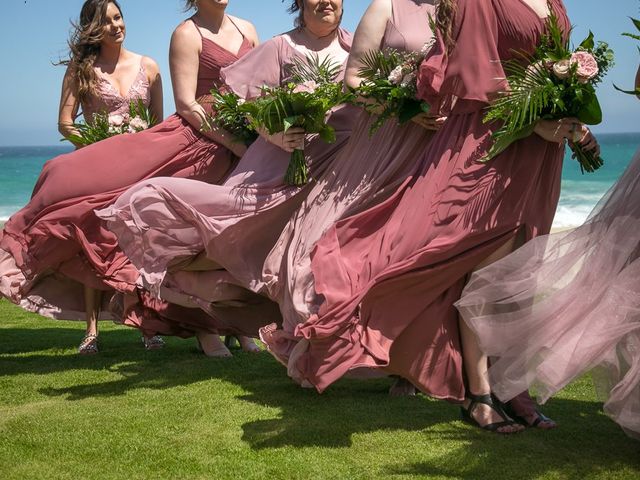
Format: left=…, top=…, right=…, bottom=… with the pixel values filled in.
left=1, top=299, right=638, bottom=479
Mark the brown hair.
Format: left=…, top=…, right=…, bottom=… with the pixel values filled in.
left=183, top=0, right=197, bottom=11
left=60, top=0, right=123, bottom=103
left=436, top=0, right=457, bottom=52
left=283, top=0, right=305, bottom=28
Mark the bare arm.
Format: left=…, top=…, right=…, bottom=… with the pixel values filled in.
left=170, top=22, right=245, bottom=156
left=58, top=66, right=83, bottom=147
left=142, top=56, right=163, bottom=123
left=344, top=0, right=444, bottom=131
left=344, top=0, right=392, bottom=90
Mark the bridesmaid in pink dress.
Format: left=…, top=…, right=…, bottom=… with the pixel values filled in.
left=283, top=0, right=600, bottom=433
left=97, top=0, right=357, bottom=356
left=0, top=0, right=258, bottom=354
left=260, top=0, right=444, bottom=396
left=456, top=68, right=640, bottom=439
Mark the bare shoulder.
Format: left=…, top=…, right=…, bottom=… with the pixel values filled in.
left=228, top=15, right=259, bottom=46
left=141, top=56, right=160, bottom=76
left=366, top=0, right=392, bottom=17
left=171, top=18, right=200, bottom=46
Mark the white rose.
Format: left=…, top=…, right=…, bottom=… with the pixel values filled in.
left=128, top=116, right=149, bottom=132
left=108, top=114, right=125, bottom=127
left=552, top=59, right=571, bottom=80
left=388, top=66, right=404, bottom=85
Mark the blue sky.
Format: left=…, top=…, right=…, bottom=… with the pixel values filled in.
left=0, top=0, right=638, bottom=146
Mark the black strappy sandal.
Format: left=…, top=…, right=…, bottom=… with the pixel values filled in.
left=461, top=393, right=524, bottom=434
left=503, top=402, right=557, bottom=429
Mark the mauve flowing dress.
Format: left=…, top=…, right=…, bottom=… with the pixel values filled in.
left=0, top=21, right=252, bottom=320
left=260, top=0, right=438, bottom=366
left=456, top=147, right=640, bottom=439
left=281, top=0, right=570, bottom=401
left=97, top=29, right=358, bottom=338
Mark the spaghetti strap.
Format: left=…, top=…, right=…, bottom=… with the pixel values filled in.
left=226, top=16, right=246, bottom=40
left=189, top=16, right=205, bottom=39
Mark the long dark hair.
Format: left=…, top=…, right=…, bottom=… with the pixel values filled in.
left=283, top=0, right=305, bottom=28
left=436, top=0, right=457, bottom=52
left=183, top=0, right=197, bottom=11
left=59, top=0, right=124, bottom=103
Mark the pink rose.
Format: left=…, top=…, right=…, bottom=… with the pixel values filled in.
left=552, top=59, right=571, bottom=80
left=293, top=80, right=318, bottom=94
left=571, top=51, right=599, bottom=83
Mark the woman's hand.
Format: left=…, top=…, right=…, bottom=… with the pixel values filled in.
left=412, top=114, right=447, bottom=131
left=534, top=118, right=600, bottom=156
left=263, top=128, right=306, bottom=152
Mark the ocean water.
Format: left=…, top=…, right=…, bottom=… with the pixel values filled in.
left=1, top=133, right=639, bottom=227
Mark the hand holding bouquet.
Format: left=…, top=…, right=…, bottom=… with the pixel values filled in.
left=355, top=42, right=433, bottom=134
left=63, top=98, right=155, bottom=146
left=205, top=88, right=259, bottom=147
left=239, top=54, right=353, bottom=186
left=483, top=12, right=614, bottom=173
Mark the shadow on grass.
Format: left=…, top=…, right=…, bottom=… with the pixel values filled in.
left=2, top=324, right=639, bottom=477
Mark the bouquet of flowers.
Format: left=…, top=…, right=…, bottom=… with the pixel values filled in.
left=238, top=54, right=353, bottom=186
left=483, top=12, right=614, bottom=173
left=355, top=43, right=432, bottom=134
left=63, top=98, right=155, bottom=146
left=614, top=16, right=640, bottom=96
left=205, top=88, right=259, bottom=147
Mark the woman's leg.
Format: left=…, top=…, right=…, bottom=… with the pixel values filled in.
left=460, top=229, right=555, bottom=430
left=459, top=234, right=525, bottom=433
left=79, top=286, right=101, bottom=354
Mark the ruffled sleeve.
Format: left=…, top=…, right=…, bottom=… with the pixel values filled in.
left=417, top=0, right=506, bottom=106
left=221, top=37, right=284, bottom=100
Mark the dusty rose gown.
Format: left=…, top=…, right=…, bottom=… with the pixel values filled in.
left=0, top=20, right=251, bottom=320
left=97, top=29, right=358, bottom=337
left=456, top=147, right=640, bottom=439
left=281, top=0, right=570, bottom=401
left=260, top=0, right=438, bottom=365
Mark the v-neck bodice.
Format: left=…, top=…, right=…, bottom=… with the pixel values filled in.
left=82, top=58, right=150, bottom=123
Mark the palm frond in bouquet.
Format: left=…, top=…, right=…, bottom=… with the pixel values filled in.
left=614, top=16, right=640, bottom=96
left=206, top=88, right=259, bottom=146
left=238, top=54, right=353, bottom=186
left=356, top=43, right=432, bottom=134
left=483, top=10, right=614, bottom=173
left=63, top=98, right=155, bottom=146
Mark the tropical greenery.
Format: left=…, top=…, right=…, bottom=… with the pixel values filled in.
left=483, top=12, right=614, bottom=173
left=356, top=46, right=431, bottom=134
left=207, top=88, right=259, bottom=147
left=614, top=16, right=640, bottom=96
left=239, top=54, right=353, bottom=186
left=63, top=98, right=155, bottom=146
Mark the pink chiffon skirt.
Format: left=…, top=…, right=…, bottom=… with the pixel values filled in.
left=0, top=114, right=234, bottom=320
left=457, top=148, right=640, bottom=439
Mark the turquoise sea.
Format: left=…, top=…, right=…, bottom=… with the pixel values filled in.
left=1, top=133, right=639, bottom=227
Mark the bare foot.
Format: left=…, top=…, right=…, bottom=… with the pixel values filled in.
left=196, top=333, right=232, bottom=358
left=389, top=377, right=417, bottom=397
left=237, top=336, right=261, bottom=353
